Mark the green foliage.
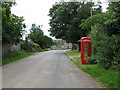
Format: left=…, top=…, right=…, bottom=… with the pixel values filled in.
left=44, top=48, right=49, bottom=51
left=80, top=2, right=120, bottom=71
left=21, top=39, right=33, bottom=52
left=3, top=50, right=26, bottom=59
left=105, top=2, right=120, bottom=36
left=48, top=2, right=101, bottom=44
left=85, top=56, right=97, bottom=64
left=43, top=35, right=54, bottom=48
left=21, top=37, right=41, bottom=52
left=96, top=34, right=120, bottom=70
left=66, top=50, right=80, bottom=56
left=2, top=2, right=26, bottom=44
left=38, top=49, right=44, bottom=52
left=82, top=65, right=119, bottom=88
left=2, top=50, right=36, bottom=65
left=28, top=24, right=54, bottom=49
left=33, top=43, right=40, bottom=47
left=87, top=20, right=119, bottom=70
left=66, top=50, right=119, bottom=88
left=28, top=24, right=44, bottom=47
left=80, top=13, right=110, bottom=31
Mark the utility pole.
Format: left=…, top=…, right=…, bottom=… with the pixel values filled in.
left=91, top=7, right=92, bottom=16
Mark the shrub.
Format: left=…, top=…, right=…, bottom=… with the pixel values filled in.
left=85, top=56, right=97, bottom=64
left=89, top=24, right=119, bottom=70
left=32, top=43, right=40, bottom=51
left=21, top=40, right=40, bottom=52
left=33, top=43, right=40, bottom=47
left=21, top=40, right=33, bottom=52
left=39, top=49, right=44, bottom=52
left=3, top=50, right=26, bottom=59
left=97, top=35, right=120, bottom=70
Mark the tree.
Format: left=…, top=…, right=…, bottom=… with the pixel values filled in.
left=105, top=2, right=120, bottom=35
left=80, top=2, right=120, bottom=70
left=80, top=13, right=111, bottom=31
left=28, top=24, right=44, bottom=48
left=42, top=35, right=54, bottom=48
left=48, top=2, right=101, bottom=44
left=28, top=24, right=54, bottom=49
left=2, top=2, right=26, bottom=44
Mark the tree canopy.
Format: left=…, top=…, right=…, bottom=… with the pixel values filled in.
left=28, top=24, right=54, bottom=49
left=48, top=2, right=102, bottom=43
left=81, top=2, right=120, bottom=70
left=2, top=2, right=26, bottom=44
left=48, top=1, right=120, bottom=70
left=2, top=2, right=54, bottom=50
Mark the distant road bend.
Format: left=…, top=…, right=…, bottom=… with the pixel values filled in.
left=3, top=50, right=102, bottom=88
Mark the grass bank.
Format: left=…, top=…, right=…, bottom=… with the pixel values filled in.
left=66, top=50, right=119, bottom=89
left=2, top=50, right=38, bottom=66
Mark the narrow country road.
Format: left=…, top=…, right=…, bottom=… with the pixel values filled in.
left=2, top=50, right=103, bottom=88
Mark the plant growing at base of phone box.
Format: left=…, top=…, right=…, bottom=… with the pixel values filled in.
left=85, top=56, right=97, bottom=64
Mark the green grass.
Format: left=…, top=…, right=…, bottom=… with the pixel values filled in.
left=2, top=50, right=38, bottom=66
left=0, top=59, right=1, bottom=66
left=66, top=50, right=80, bottom=56
left=66, top=50, right=119, bottom=89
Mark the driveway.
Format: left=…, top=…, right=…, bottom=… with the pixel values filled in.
left=2, top=50, right=102, bottom=88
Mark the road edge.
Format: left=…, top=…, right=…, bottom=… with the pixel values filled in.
left=65, top=51, right=105, bottom=88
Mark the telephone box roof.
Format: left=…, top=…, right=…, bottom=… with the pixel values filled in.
left=81, top=37, right=91, bottom=40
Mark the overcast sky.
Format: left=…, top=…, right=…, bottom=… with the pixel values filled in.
left=11, top=0, right=108, bottom=40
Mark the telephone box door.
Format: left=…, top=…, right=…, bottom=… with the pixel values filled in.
left=80, top=37, right=92, bottom=64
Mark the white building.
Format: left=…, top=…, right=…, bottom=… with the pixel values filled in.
left=56, top=40, right=72, bottom=49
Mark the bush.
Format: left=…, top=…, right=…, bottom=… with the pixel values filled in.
left=44, top=48, right=49, bottom=51
left=21, top=40, right=33, bottom=52
left=39, top=49, right=44, bottom=52
left=32, top=43, right=40, bottom=51
left=33, top=43, right=40, bottom=47
left=2, top=50, right=36, bottom=65
left=3, top=50, right=26, bottom=59
left=21, top=40, right=40, bottom=52
left=80, top=3, right=120, bottom=71
left=85, top=57, right=97, bottom=64
left=89, top=24, right=119, bottom=70
left=97, top=35, right=120, bottom=70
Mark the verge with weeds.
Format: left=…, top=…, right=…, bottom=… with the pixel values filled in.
left=65, top=50, right=119, bottom=89
left=2, top=50, right=38, bottom=66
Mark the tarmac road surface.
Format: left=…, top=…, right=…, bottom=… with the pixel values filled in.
left=2, top=50, right=103, bottom=88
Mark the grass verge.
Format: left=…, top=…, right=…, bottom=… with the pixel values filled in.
left=2, top=50, right=38, bottom=66
left=65, top=50, right=119, bottom=89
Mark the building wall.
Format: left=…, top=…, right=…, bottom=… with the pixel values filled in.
left=56, top=40, right=72, bottom=49
left=64, top=42, right=72, bottom=49
left=2, top=44, right=21, bottom=56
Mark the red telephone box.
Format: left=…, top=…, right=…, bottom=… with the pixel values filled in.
left=80, top=37, right=92, bottom=64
